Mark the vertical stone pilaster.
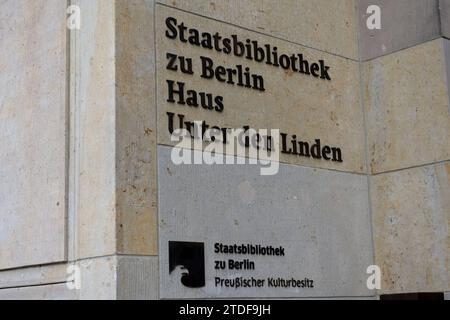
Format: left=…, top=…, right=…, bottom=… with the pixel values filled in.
left=115, top=0, right=158, bottom=256
left=69, top=0, right=117, bottom=261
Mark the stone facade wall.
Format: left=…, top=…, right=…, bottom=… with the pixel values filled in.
left=0, top=0, right=449, bottom=299
left=0, top=0, right=68, bottom=272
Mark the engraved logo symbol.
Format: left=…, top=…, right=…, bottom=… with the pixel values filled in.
left=169, top=241, right=205, bottom=288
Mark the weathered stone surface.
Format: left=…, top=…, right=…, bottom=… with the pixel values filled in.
left=78, top=255, right=159, bottom=300
left=78, top=256, right=117, bottom=300
left=2, top=0, right=450, bottom=301
left=157, top=0, right=359, bottom=59
left=364, top=39, right=450, bottom=174
left=115, top=0, right=158, bottom=256
left=370, top=162, right=450, bottom=294
left=440, top=0, right=450, bottom=38
left=72, top=0, right=117, bottom=259
left=156, top=4, right=366, bottom=174
left=358, top=0, right=441, bottom=61
left=0, top=0, right=67, bottom=270
left=158, top=146, right=374, bottom=298
left=0, top=264, right=67, bottom=289
left=69, top=0, right=159, bottom=259
left=0, top=256, right=159, bottom=300
left=117, top=256, right=159, bottom=300
left=444, top=40, right=450, bottom=109
left=0, top=283, right=77, bottom=300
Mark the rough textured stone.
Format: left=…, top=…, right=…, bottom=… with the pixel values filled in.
left=0, top=0, right=67, bottom=270
left=158, top=146, right=374, bottom=298
left=117, top=256, right=159, bottom=300
left=79, top=255, right=159, bottom=299
left=364, top=39, right=450, bottom=174
left=115, top=0, right=158, bottom=256
left=69, top=0, right=158, bottom=259
left=0, top=256, right=159, bottom=300
left=156, top=4, right=366, bottom=174
left=358, top=0, right=441, bottom=61
left=444, top=40, right=450, bottom=110
left=1, top=0, right=450, bottom=300
left=370, top=162, right=450, bottom=294
left=157, top=0, right=359, bottom=59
